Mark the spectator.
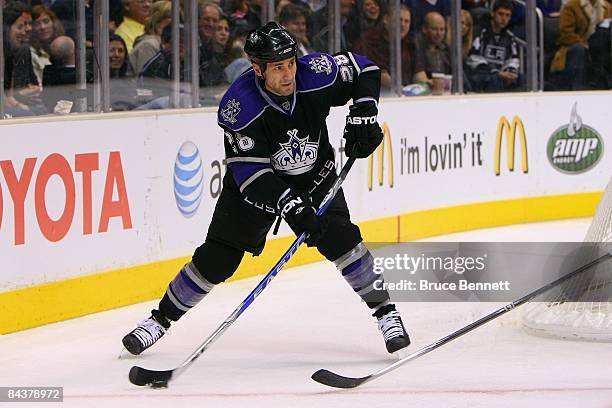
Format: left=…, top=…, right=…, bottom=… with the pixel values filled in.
left=223, top=0, right=261, bottom=32
left=462, top=2, right=491, bottom=36
left=275, top=0, right=312, bottom=16
left=115, top=0, right=152, bottom=53
left=549, top=0, right=611, bottom=90
left=31, top=5, right=65, bottom=86
left=279, top=4, right=314, bottom=56
left=410, top=0, right=451, bottom=33
left=539, top=0, right=563, bottom=17
left=507, top=0, right=562, bottom=40
left=110, top=34, right=135, bottom=78
left=360, top=0, right=384, bottom=31
left=3, top=1, right=44, bottom=115
left=109, top=34, right=137, bottom=110
left=462, top=0, right=489, bottom=9
left=223, top=45, right=251, bottom=83
left=353, top=5, right=427, bottom=91
left=138, top=23, right=225, bottom=107
left=229, top=16, right=251, bottom=44
left=415, top=11, right=452, bottom=77
left=138, top=24, right=186, bottom=101
left=446, top=9, right=473, bottom=59
left=197, top=2, right=227, bottom=88
left=199, top=0, right=222, bottom=43
left=310, top=0, right=362, bottom=52
left=50, top=0, right=93, bottom=44
left=41, top=35, right=76, bottom=113
left=466, top=0, right=521, bottom=92
left=587, top=18, right=611, bottom=89
left=130, top=0, right=172, bottom=75
left=213, top=14, right=232, bottom=60
left=223, top=19, right=252, bottom=83
left=462, top=1, right=490, bottom=15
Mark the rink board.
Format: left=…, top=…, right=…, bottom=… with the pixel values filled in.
left=0, top=91, right=610, bottom=333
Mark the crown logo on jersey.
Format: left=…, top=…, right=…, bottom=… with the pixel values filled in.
left=271, top=129, right=319, bottom=175
left=221, top=99, right=241, bottom=124
left=309, top=55, right=333, bottom=75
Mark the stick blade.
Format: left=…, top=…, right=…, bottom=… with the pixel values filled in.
left=311, top=369, right=371, bottom=389
left=129, top=365, right=174, bottom=388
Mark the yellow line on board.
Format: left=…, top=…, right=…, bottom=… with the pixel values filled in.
left=0, top=192, right=602, bottom=334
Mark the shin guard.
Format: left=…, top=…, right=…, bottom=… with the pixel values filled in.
left=335, top=242, right=390, bottom=311
left=159, top=261, right=215, bottom=321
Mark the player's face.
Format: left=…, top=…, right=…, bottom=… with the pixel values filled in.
left=255, top=57, right=297, bottom=96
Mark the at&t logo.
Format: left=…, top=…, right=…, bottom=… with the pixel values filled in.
left=174, top=142, right=204, bottom=217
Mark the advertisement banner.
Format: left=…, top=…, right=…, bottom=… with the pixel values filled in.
left=0, top=118, right=148, bottom=289
left=1, top=92, right=610, bottom=292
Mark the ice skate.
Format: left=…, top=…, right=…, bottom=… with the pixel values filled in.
left=122, top=310, right=171, bottom=355
left=375, top=305, right=410, bottom=354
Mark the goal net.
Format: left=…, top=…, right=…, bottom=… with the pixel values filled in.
left=522, top=177, right=612, bottom=341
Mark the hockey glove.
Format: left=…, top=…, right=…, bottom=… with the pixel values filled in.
left=278, top=191, right=324, bottom=247
left=344, top=102, right=384, bottom=158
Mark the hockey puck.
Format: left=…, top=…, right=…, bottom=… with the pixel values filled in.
left=149, top=380, right=168, bottom=389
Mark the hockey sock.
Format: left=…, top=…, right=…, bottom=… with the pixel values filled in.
left=159, top=261, right=215, bottom=321
left=334, top=242, right=390, bottom=311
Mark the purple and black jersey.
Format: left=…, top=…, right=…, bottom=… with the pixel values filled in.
left=217, top=52, right=381, bottom=213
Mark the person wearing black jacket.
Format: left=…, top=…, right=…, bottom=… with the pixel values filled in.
left=41, top=35, right=77, bottom=113
left=137, top=24, right=225, bottom=108
left=465, top=0, right=522, bottom=92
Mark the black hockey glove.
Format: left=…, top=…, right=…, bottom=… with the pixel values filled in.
left=344, top=102, right=384, bottom=158
left=278, top=191, right=324, bottom=247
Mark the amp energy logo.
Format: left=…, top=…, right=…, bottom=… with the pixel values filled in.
left=547, top=102, right=603, bottom=174
left=174, top=141, right=204, bottom=217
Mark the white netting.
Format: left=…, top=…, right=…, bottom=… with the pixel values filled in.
left=522, top=177, right=612, bottom=341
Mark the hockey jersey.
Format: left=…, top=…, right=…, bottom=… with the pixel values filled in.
left=217, top=52, right=380, bottom=213
left=466, top=25, right=520, bottom=73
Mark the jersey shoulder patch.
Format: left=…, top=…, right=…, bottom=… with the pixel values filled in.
left=296, top=52, right=338, bottom=93
left=218, top=69, right=268, bottom=131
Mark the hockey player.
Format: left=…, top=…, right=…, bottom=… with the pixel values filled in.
left=122, top=22, right=410, bottom=356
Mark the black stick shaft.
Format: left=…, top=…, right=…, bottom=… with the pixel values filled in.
left=315, top=251, right=612, bottom=388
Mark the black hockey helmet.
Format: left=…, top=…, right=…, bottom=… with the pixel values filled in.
left=244, top=22, right=298, bottom=66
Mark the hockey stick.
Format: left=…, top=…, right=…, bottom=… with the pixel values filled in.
left=129, top=154, right=357, bottom=388
left=312, top=251, right=612, bottom=389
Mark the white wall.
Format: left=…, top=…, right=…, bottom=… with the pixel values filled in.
left=0, top=92, right=610, bottom=290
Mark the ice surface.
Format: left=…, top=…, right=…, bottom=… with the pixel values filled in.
left=2, top=219, right=611, bottom=408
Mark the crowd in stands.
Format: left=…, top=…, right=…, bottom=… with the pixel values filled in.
left=2, top=0, right=611, bottom=116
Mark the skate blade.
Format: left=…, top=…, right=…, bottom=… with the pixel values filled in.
left=118, top=347, right=139, bottom=360
left=394, top=348, right=410, bottom=360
